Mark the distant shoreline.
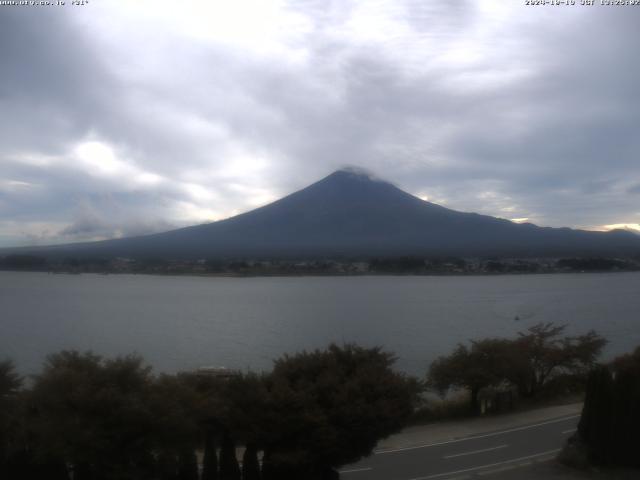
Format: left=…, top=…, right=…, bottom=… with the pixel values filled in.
left=2, top=268, right=639, bottom=279
left=2, top=253, right=639, bottom=278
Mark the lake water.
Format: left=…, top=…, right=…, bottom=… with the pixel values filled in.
left=1, top=271, right=639, bottom=377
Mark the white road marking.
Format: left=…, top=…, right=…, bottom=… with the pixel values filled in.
left=376, top=415, right=579, bottom=454
left=443, top=444, right=508, bottom=459
left=407, top=448, right=561, bottom=480
left=339, top=467, right=373, bottom=474
left=562, top=428, right=577, bottom=434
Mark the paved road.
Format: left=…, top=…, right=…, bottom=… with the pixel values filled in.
left=340, top=414, right=579, bottom=480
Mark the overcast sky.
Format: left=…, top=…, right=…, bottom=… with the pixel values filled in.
left=1, top=0, right=639, bottom=247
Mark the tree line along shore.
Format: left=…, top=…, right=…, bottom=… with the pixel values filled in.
left=2, top=254, right=640, bottom=276
left=1, top=323, right=638, bottom=479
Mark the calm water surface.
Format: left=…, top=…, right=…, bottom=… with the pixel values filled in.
left=1, top=271, right=639, bottom=376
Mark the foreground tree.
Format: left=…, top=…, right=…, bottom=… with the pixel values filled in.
left=427, top=323, right=607, bottom=414
left=0, top=360, right=23, bottom=478
left=177, top=371, right=232, bottom=480
left=219, top=432, right=241, bottom=480
left=242, top=444, right=261, bottom=480
left=217, top=373, right=270, bottom=480
left=201, top=430, right=219, bottom=480
left=149, top=374, right=201, bottom=480
left=575, top=347, right=640, bottom=467
left=260, top=344, right=418, bottom=479
left=28, top=351, right=163, bottom=480
left=428, top=339, right=513, bottom=414
left=511, top=323, right=606, bottom=397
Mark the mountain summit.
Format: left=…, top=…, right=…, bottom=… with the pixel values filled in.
left=6, top=169, right=640, bottom=259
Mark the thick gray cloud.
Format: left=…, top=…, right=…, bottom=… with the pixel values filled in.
left=1, top=1, right=640, bottom=247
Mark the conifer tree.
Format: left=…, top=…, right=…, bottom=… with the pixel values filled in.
left=219, top=432, right=241, bottom=480
left=242, top=444, right=261, bottom=480
left=202, top=431, right=219, bottom=480
left=178, top=449, right=199, bottom=480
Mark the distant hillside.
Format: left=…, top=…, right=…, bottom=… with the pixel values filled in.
left=3, top=169, right=640, bottom=259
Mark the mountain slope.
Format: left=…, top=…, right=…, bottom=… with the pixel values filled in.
left=5, top=169, right=640, bottom=259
